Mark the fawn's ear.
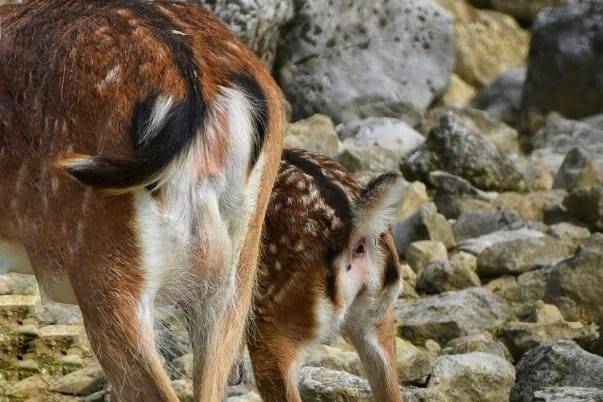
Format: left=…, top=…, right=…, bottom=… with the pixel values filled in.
left=352, top=172, right=407, bottom=238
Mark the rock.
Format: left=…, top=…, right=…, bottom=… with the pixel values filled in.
left=0, top=272, right=38, bottom=296
left=500, top=320, right=599, bottom=361
left=285, top=114, right=342, bottom=157
left=437, top=0, right=529, bottom=87
left=276, top=0, right=454, bottom=123
left=563, top=186, right=603, bottom=231
left=547, top=223, right=591, bottom=249
left=298, top=366, right=445, bottom=402
left=443, top=332, right=513, bottom=362
left=516, top=267, right=556, bottom=303
left=458, top=228, right=545, bottom=255
left=428, top=352, right=516, bottom=402
left=522, top=0, right=603, bottom=129
left=394, top=181, right=429, bottom=221
left=493, top=190, right=568, bottom=223
left=521, top=156, right=555, bottom=191
left=533, top=387, right=603, bottom=402
left=0, top=294, right=39, bottom=321
left=336, top=118, right=425, bottom=172
left=421, top=106, right=521, bottom=155
left=49, top=366, right=105, bottom=396
left=416, top=259, right=481, bottom=294
left=553, top=148, right=601, bottom=190
left=405, top=241, right=448, bottom=274
left=304, top=345, right=363, bottom=377
left=471, top=68, right=526, bottom=128
left=396, top=338, right=433, bottom=384
left=453, top=210, right=544, bottom=242
left=511, top=341, right=603, bottom=402
left=528, top=115, right=603, bottom=179
left=172, top=378, right=193, bottom=402
left=4, top=375, right=47, bottom=398
left=428, top=171, right=497, bottom=200
left=470, top=0, right=575, bottom=21
left=400, top=263, right=418, bottom=291
left=402, top=112, right=525, bottom=192
left=477, top=235, right=576, bottom=277
left=544, top=234, right=603, bottom=327
left=396, top=287, right=511, bottom=345
left=441, top=74, right=477, bottom=107
left=393, top=203, right=456, bottom=256
left=196, top=0, right=294, bottom=67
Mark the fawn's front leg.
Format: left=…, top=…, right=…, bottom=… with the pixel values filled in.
left=345, top=290, right=403, bottom=402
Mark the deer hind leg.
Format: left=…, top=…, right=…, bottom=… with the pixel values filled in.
left=345, top=307, right=402, bottom=402
left=248, top=335, right=304, bottom=402
left=73, top=264, right=178, bottom=402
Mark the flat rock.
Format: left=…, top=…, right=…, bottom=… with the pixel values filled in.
left=458, top=228, right=545, bottom=255
left=533, top=387, right=603, bottom=402
left=428, top=352, right=516, bottom=402
left=443, top=332, right=513, bottom=362
left=453, top=210, right=544, bottom=242
left=396, top=287, right=511, bottom=344
left=49, top=366, right=105, bottom=396
left=511, top=341, right=603, bottom=402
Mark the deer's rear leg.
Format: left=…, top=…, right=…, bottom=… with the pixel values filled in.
left=248, top=336, right=304, bottom=402
left=73, top=267, right=178, bottom=402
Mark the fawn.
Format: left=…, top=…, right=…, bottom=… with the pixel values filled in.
left=0, top=1, right=284, bottom=401
left=245, top=149, right=405, bottom=402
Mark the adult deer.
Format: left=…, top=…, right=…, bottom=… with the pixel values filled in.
left=245, top=149, right=406, bottom=402
left=0, top=1, right=284, bottom=401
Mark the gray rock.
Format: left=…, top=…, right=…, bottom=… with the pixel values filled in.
left=471, top=68, right=526, bottom=128
left=533, top=387, right=603, bottom=402
left=396, top=287, right=511, bottom=344
left=285, top=114, right=343, bottom=158
left=554, top=148, right=601, bottom=190
left=428, top=171, right=497, bottom=199
left=477, top=235, right=576, bottom=277
left=402, top=112, right=525, bottom=192
left=405, top=240, right=448, bottom=274
left=529, top=115, right=603, bottom=179
left=416, top=259, right=481, bottom=294
left=544, top=234, right=603, bottom=328
left=336, top=118, right=425, bottom=172
left=396, top=338, right=433, bottom=385
left=49, top=366, right=105, bottom=396
left=563, top=186, right=603, bottom=231
left=428, top=352, right=516, bottom=402
left=511, top=341, right=603, bottom=402
left=522, top=1, right=603, bottom=129
left=443, top=332, right=513, bottom=362
left=393, top=203, right=456, bottom=255
left=453, top=210, right=545, bottom=242
left=469, top=0, right=576, bottom=21
left=196, top=0, right=294, bottom=67
left=458, top=228, right=545, bottom=255
left=501, top=321, right=599, bottom=361
left=276, top=0, right=454, bottom=123
left=421, top=106, right=521, bottom=155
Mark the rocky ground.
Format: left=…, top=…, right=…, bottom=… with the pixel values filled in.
left=2, top=0, right=603, bottom=401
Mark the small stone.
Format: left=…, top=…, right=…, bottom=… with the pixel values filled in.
left=172, top=378, right=193, bottom=402
left=304, top=345, right=363, bottom=377
left=298, top=366, right=372, bottom=402
left=416, top=259, right=481, bottom=294
left=443, top=332, right=513, bottom=362
left=425, top=339, right=442, bottom=355
left=441, top=74, right=477, bottom=107
left=564, top=186, right=603, bottom=231
left=394, top=182, right=429, bottom=221
left=49, top=365, right=105, bottom=396
left=428, top=352, right=516, bottom=402
left=405, top=241, right=448, bottom=274
left=471, top=68, right=525, bottom=127
left=553, top=148, right=601, bottom=190
left=285, top=114, right=342, bottom=157
left=396, top=338, right=433, bottom=384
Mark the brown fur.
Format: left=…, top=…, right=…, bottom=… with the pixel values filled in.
left=247, top=149, right=404, bottom=402
left=0, top=2, right=284, bottom=401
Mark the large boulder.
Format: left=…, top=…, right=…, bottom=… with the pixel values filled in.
left=196, top=0, right=294, bottom=67
left=532, top=387, right=603, bottom=402
left=544, top=234, right=603, bottom=328
left=511, top=341, right=603, bottom=402
left=276, top=0, right=454, bottom=123
left=395, top=287, right=511, bottom=344
left=402, top=112, right=525, bottom=192
left=471, top=68, right=525, bottom=128
left=437, top=0, right=529, bottom=87
left=522, top=1, right=603, bottom=129
left=427, top=352, right=516, bottom=402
